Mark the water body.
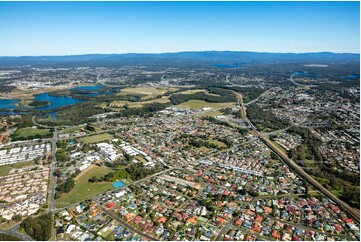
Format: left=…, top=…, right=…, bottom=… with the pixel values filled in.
left=70, top=85, right=101, bottom=91
left=0, top=85, right=120, bottom=116
left=294, top=71, right=320, bottom=78
left=212, top=63, right=243, bottom=68
left=0, top=99, right=23, bottom=115
left=0, top=98, right=20, bottom=109
left=34, top=93, right=83, bottom=111
left=342, top=74, right=360, bottom=80
left=70, top=85, right=117, bottom=97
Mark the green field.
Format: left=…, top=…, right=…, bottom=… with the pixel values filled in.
left=56, top=166, right=114, bottom=208
left=60, top=126, right=83, bottom=134
left=178, top=89, right=219, bottom=96
left=0, top=161, right=33, bottom=177
left=111, top=96, right=170, bottom=109
left=195, top=110, right=223, bottom=117
left=209, top=139, right=227, bottom=148
left=174, top=100, right=234, bottom=109
left=80, top=133, right=113, bottom=144
left=12, top=127, right=51, bottom=140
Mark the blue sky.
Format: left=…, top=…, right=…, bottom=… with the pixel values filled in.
left=0, top=1, right=359, bottom=56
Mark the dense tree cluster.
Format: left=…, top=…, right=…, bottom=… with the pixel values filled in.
left=55, top=101, right=112, bottom=124
left=20, top=213, right=53, bottom=241
left=85, top=124, right=96, bottom=132
left=28, top=100, right=49, bottom=107
left=202, top=116, right=248, bottom=134
left=56, top=140, right=67, bottom=149
left=125, top=163, right=159, bottom=181
left=247, top=104, right=289, bottom=131
left=285, top=126, right=360, bottom=208
left=0, top=84, right=16, bottom=93
left=55, top=149, right=68, bottom=162
left=55, top=178, right=75, bottom=199
left=287, top=126, right=324, bottom=162
left=114, top=102, right=171, bottom=118
left=0, top=233, right=21, bottom=241
left=169, top=89, right=236, bottom=105
left=223, top=86, right=265, bottom=103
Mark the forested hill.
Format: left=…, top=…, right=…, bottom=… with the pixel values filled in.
left=0, top=51, right=359, bottom=66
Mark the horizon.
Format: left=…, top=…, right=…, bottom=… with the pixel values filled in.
left=0, top=50, right=360, bottom=58
left=0, top=1, right=359, bottom=56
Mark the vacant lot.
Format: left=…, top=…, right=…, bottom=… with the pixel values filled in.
left=12, top=127, right=52, bottom=140
left=56, top=166, right=114, bottom=208
left=174, top=100, right=234, bottom=109
left=80, top=133, right=113, bottom=144
left=0, top=161, right=33, bottom=177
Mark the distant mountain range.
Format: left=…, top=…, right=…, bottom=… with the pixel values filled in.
left=0, top=51, right=359, bottom=66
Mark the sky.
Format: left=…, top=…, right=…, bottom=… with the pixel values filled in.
left=0, top=1, right=359, bottom=56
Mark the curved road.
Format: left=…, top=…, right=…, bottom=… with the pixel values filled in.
left=290, top=73, right=317, bottom=88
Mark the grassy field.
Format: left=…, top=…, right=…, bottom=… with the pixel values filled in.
left=178, top=89, right=220, bottom=96
left=80, top=133, right=113, bottom=144
left=13, top=127, right=51, bottom=139
left=110, top=101, right=143, bottom=108
left=209, top=139, right=227, bottom=148
left=111, top=96, right=170, bottom=108
left=195, top=110, right=223, bottom=117
left=174, top=100, right=234, bottom=109
left=0, top=161, right=33, bottom=177
left=60, top=126, right=83, bottom=134
left=56, top=166, right=114, bottom=208
left=117, top=87, right=178, bottom=100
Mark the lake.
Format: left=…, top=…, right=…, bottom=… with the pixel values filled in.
left=342, top=74, right=360, bottom=80
left=70, top=85, right=118, bottom=96
left=33, top=93, right=83, bottom=111
left=294, top=71, right=320, bottom=78
left=0, top=98, right=20, bottom=109
left=0, top=85, right=119, bottom=116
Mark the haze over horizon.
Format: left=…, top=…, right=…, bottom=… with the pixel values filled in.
left=0, top=1, right=359, bottom=56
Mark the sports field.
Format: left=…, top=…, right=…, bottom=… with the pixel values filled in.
left=56, top=166, right=114, bottom=208
left=80, top=133, right=113, bottom=144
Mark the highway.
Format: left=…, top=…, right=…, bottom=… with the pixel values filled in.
left=237, top=93, right=360, bottom=223
left=289, top=73, right=317, bottom=88
left=244, top=89, right=272, bottom=106
left=259, top=135, right=360, bottom=223
left=48, top=127, right=58, bottom=213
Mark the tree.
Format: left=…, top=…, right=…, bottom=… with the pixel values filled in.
left=20, top=213, right=53, bottom=241
left=11, top=214, right=22, bottom=222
